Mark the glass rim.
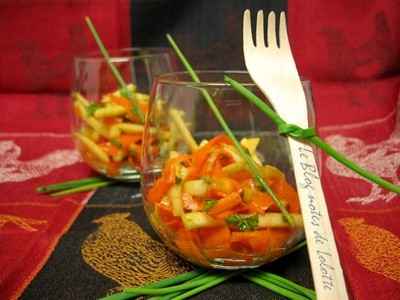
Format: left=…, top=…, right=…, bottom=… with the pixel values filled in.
left=155, top=70, right=254, bottom=87
left=74, top=47, right=171, bottom=63
left=156, top=70, right=310, bottom=88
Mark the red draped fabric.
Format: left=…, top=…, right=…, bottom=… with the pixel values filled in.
left=289, top=1, right=400, bottom=299
left=0, top=1, right=131, bottom=299
left=0, top=0, right=131, bottom=93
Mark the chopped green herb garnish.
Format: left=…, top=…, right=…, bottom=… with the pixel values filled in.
left=226, top=214, right=259, bottom=231
left=86, top=103, right=100, bottom=116
left=203, top=199, right=217, bottom=211
left=118, top=88, right=143, bottom=118
left=119, top=87, right=130, bottom=99
left=131, top=106, right=140, bottom=116
left=110, top=139, right=122, bottom=148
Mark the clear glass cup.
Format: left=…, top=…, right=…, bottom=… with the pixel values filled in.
left=141, top=71, right=313, bottom=268
left=71, top=48, right=174, bottom=181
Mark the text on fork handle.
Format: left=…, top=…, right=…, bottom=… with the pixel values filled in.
left=298, top=146, right=335, bottom=291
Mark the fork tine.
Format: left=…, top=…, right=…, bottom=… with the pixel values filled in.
left=243, top=9, right=254, bottom=50
left=256, top=10, right=265, bottom=47
left=279, top=12, right=289, bottom=49
left=267, top=11, right=277, bottom=48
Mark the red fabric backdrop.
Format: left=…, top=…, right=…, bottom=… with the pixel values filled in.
left=289, top=1, right=400, bottom=299
left=0, top=0, right=131, bottom=93
left=0, top=1, right=131, bottom=299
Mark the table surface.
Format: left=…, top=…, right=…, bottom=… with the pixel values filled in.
left=21, top=182, right=314, bottom=300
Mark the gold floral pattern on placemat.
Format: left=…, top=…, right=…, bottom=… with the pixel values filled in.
left=0, top=214, right=47, bottom=232
left=81, top=213, right=191, bottom=288
left=339, top=217, right=400, bottom=282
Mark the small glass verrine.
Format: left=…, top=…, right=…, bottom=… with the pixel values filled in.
left=71, top=48, right=174, bottom=181
left=141, top=71, right=313, bottom=268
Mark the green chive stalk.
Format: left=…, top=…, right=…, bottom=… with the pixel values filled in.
left=50, top=181, right=112, bottom=196
left=147, top=271, right=232, bottom=300
left=166, top=34, right=294, bottom=226
left=243, top=272, right=311, bottom=300
left=123, top=272, right=220, bottom=295
left=100, top=270, right=206, bottom=300
left=252, top=270, right=316, bottom=299
left=150, top=292, right=182, bottom=300
left=37, top=177, right=105, bottom=193
left=284, top=240, right=307, bottom=256
left=98, top=292, right=133, bottom=300
left=101, top=243, right=313, bottom=300
left=85, top=17, right=144, bottom=123
left=141, top=269, right=206, bottom=290
left=170, top=271, right=240, bottom=300
left=225, top=75, right=400, bottom=195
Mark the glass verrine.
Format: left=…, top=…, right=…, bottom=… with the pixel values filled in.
left=141, top=71, right=313, bottom=268
left=71, top=48, right=174, bottom=181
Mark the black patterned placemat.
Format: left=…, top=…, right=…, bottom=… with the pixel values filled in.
left=22, top=183, right=313, bottom=300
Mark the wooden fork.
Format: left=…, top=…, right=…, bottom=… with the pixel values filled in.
left=243, top=10, right=349, bottom=300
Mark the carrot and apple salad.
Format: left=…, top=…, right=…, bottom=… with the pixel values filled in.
left=146, top=134, right=303, bottom=267
left=72, top=84, right=158, bottom=176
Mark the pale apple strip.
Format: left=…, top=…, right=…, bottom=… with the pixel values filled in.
left=109, top=123, right=156, bottom=138
left=222, top=161, right=246, bottom=175
left=86, top=117, right=110, bottom=139
left=182, top=212, right=222, bottom=229
left=74, top=132, right=109, bottom=163
left=112, top=149, right=127, bottom=162
left=94, top=104, right=126, bottom=118
left=258, top=213, right=303, bottom=228
left=73, top=100, right=88, bottom=120
left=135, top=92, right=150, bottom=101
left=169, top=108, right=198, bottom=152
left=169, top=184, right=184, bottom=217
left=72, top=92, right=90, bottom=106
left=81, top=126, right=100, bottom=143
left=183, top=179, right=209, bottom=197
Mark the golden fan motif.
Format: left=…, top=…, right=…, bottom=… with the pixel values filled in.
left=81, top=213, right=191, bottom=288
left=339, top=217, right=400, bottom=282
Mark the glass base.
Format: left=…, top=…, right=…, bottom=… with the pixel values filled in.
left=103, top=168, right=141, bottom=182
left=207, top=259, right=264, bottom=270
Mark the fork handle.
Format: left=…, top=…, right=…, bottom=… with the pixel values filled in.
left=288, top=138, right=349, bottom=300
